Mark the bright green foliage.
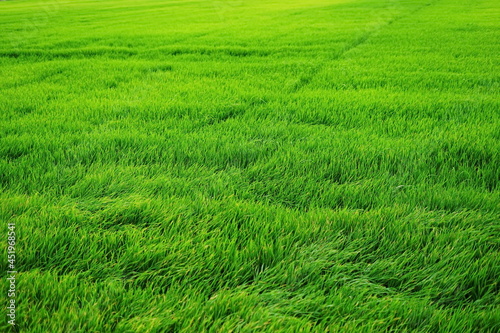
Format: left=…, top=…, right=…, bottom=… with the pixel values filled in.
left=1, top=0, right=499, bottom=332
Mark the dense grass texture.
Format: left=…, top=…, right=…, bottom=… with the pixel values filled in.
left=1, top=0, right=499, bottom=331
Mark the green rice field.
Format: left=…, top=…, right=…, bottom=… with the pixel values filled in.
left=1, top=0, right=499, bottom=331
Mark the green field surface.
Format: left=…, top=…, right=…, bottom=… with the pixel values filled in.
left=1, top=0, right=499, bottom=331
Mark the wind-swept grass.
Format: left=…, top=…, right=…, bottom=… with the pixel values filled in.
left=1, top=0, right=499, bottom=331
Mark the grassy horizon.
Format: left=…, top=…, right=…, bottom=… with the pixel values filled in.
left=1, top=0, right=499, bottom=331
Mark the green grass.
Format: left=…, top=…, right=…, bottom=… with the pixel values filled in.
left=1, top=0, right=499, bottom=331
